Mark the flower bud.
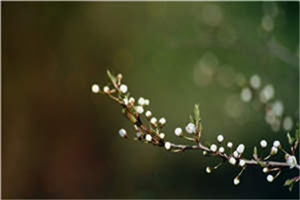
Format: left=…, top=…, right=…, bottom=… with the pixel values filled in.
left=159, top=133, right=165, bottom=139
left=233, top=178, right=240, bottom=185
left=150, top=117, right=157, bottom=125
left=103, top=86, right=110, bottom=94
left=144, top=99, right=150, bottom=106
left=91, top=84, right=100, bottom=93
left=206, top=167, right=211, bottom=174
left=145, top=134, right=152, bottom=142
left=185, top=123, right=196, bottom=134
left=210, top=144, right=217, bottom=152
left=227, top=142, right=233, bottom=148
left=233, top=151, right=239, bottom=158
left=260, top=140, right=267, bottom=148
left=129, top=97, right=135, bottom=104
left=164, top=142, right=171, bottom=150
left=286, top=154, right=297, bottom=169
left=138, top=97, right=145, bottom=106
left=218, top=147, right=225, bottom=153
left=270, top=146, right=278, bottom=155
left=237, top=144, right=245, bottom=154
left=145, top=111, right=152, bottom=118
left=266, top=174, right=274, bottom=182
left=273, top=140, right=280, bottom=148
left=159, top=117, right=166, bottom=125
left=239, top=159, right=246, bottom=167
left=262, top=167, right=269, bottom=173
left=119, top=129, right=127, bottom=138
left=174, top=127, right=183, bottom=136
left=203, top=151, right=208, bottom=156
left=217, top=134, right=224, bottom=143
left=229, top=157, right=237, bottom=165
left=136, top=106, right=144, bottom=114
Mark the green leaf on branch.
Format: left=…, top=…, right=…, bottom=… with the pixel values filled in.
left=189, top=114, right=194, bottom=124
left=284, top=178, right=295, bottom=191
left=287, top=132, right=295, bottom=145
left=107, top=70, right=117, bottom=85
left=194, top=104, right=201, bottom=124
left=253, top=146, right=258, bottom=158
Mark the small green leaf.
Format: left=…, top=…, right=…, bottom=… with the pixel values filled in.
left=253, top=146, right=258, bottom=158
left=107, top=70, right=117, bottom=85
left=287, top=132, right=295, bottom=145
left=189, top=114, right=194, bottom=124
left=289, top=183, right=294, bottom=192
left=295, top=127, right=299, bottom=140
left=257, top=160, right=265, bottom=167
left=284, top=178, right=294, bottom=186
left=194, top=104, right=200, bottom=124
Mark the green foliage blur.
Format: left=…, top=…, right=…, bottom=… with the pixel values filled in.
left=2, top=2, right=299, bottom=199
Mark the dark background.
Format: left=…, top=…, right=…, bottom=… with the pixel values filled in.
left=2, top=2, right=299, bottom=198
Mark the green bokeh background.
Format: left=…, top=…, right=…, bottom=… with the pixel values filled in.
left=2, top=2, right=299, bottom=199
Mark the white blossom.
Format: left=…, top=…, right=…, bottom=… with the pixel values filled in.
left=266, top=174, right=274, bottom=182
left=164, top=142, right=172, bottom=150
left=120, top=84, right=128, bottom=93
left=119, top=129, right=127, bottom=138
left=233, top=178, right=240, bottom=185
left=210, top=144, right=217, bottom=152
left=286, top=154, right=297, bottom=169
left=260, top=140, right=267, bottom=148
left=217, top=134, right=224, bottom=143
left=185, top=123, right=196, bottom=134
left=273, top=140, right=280, bottom=148
left=236, top=144, right=245, bottom=154
left=145, top=134, right=152, bottom=142
left=227, top=142, right=233, bottom=148
left=272, top=101, right=284, bottom=117
left=91, top=84, right=100, bottom=93
left=136, top=106, right=144, bottom=114
left=174, top=127, right=183, bottom=136
left=103, top=86, right=110, bottom=94
left=123, top=97, right=129, bottom=105
left=229, top=157, right=237, bottom=165
left=145, top=111, right=152, bottom=118
left=259, top=84, right=275, bottom=103
left=159, top=118, right=166, bottom=125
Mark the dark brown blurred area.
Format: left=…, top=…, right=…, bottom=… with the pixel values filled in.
left=2, top=2, right=299, bottom=199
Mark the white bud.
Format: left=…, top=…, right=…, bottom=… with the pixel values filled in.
left=136, top=132, right=142, bottom=138
left=270, top=146, right=278, bottom=155
left=144, top=99, right=150, bottom=106
left=250, top=74, right=261, bottom=89
left=263, top=167, right=269, bottom=173
left=145, top=134, right=152, bottom=142
left=218, top=146, right=225, bottom=153
left=103, top=86, right=110, bottom=93
left=286, top=154, right=297, bottom=169
left=260, top=140, right=267, bottom=148
left=239, top=159, right=246, bottom=167
left=123, top=98, right=129, bottom=105
left=206, top=167, right=211, bottom=174
left=138, top=97, right=145, bottom=106
left=237, top=144, right=245, bottom=154
left=233, top=178, right=240, bottom=185
left=229, top=157, right=237, bottom=165
left=174, top=127, right=183, bottom=136
left=203, top=151, right=208, bottom=156
left=217, top=134, right=224, bottom=143
left=241, top=87, right=252, bottom=102
left=136, top=106, right=144, bottom=114
left=129, top=97, right=135, bottom=104
left=120, top=84, right=128, bottom=93
left=159, top=133, right=165, bottom=139
left=145, top=111, right=152, bottom=118
left=119, top=129, right=127, bottom=138
left=150, top=117, right=157, bottom=125
left=185, top=123, right=196, bottom=134
left=266, top=174, right=274, bottom=182
left=210, top=144, right=217, bottom=152
left=159, top=118, right=166, bottom=125
left=227, top=142, right=233, bottom=148
left=283, top=116, right=293, bottom=131
left=91, top=84, right=100, bottom=93
left=273, top=140, right=280, bottom=148
left=164, top=142, right=171, bottom=150
left=233, top=151, right=239, bottom=158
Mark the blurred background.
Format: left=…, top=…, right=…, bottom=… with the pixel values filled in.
left=2, top=2, right=299, bottom=199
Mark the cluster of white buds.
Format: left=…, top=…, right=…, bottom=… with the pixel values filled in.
left=185, top=123, right=196, bottom=134
left=138, top=97, right=150, bottom=106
